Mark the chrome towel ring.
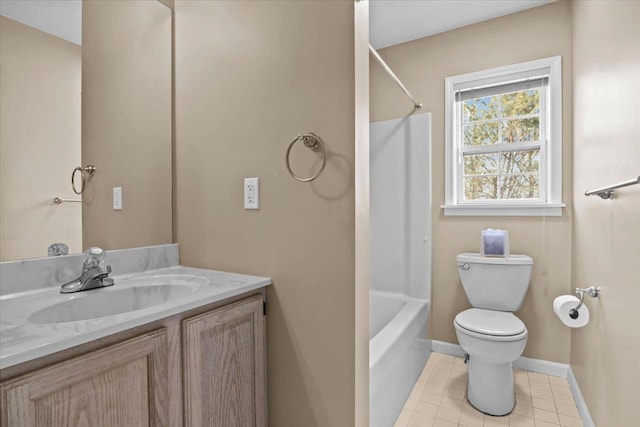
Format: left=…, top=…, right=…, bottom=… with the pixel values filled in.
left=285, top=132, right=327, bottom=182
left=71, top=165, right=96, bottom=194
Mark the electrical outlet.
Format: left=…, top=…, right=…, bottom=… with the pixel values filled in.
left=244, top=177, right=259, bottom=209
left=113, top=187, right=122, bottom=210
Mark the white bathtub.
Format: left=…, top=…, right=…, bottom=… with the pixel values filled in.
left=370, top=290, right=431, bottom=427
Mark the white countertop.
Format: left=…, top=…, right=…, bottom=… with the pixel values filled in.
left=0, top=266, right=271, bottom=370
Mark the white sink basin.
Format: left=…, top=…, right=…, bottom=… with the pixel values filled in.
left=1, top=266, right=272, bottom=370
left=28, top=275, right=206, bottom=324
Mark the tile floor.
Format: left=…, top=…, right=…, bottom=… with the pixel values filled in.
left=393, top=353, right=583, bottom=427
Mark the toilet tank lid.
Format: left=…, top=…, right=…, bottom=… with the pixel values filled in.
left=457, top=253, right=533, bottom=265
left=455, top=308, right=526, bottom=336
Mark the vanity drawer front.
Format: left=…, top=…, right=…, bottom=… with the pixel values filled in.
left=182, top=295, right=266, bottom=427
left=0, top=329, right=169, bottom=427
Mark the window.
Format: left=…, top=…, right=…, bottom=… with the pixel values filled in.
left=444, top=57, right=564, bottom=216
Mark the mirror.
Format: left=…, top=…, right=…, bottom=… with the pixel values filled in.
left=0, top=0, right=173, bottom=262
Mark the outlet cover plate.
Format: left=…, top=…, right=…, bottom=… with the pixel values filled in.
left=244, top=177, right=259, bottom=209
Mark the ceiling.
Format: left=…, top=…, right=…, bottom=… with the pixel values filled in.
left=0, top=0, right=82, bottom=45
left=370, top=0, right=552, bottom=49
left=0, top=0, right=552, bottom=51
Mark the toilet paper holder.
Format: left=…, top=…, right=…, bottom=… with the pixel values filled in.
left=570, top=286, right=600, bottom=319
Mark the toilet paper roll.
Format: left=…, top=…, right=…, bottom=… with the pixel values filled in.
left=553, top=295, right=589, bottom=328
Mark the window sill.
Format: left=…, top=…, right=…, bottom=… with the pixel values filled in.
left=441, top=203, right=566, bottom=217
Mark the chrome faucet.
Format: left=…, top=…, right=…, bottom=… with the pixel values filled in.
left=60, top=247, right=114, bottom=293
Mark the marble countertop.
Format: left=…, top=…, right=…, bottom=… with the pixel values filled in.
left=0, top=266, right=271, bottom=370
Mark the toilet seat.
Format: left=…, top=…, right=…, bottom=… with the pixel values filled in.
left=455, top=308, right=526, bottom=339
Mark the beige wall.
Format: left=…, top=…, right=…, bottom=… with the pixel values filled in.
left=370, top=1, right=574, bottom=363
left=82, top=0, right=172, bottom=250
left=0, top=17, right=82, bottom=261
left=571, top=1, right=640, bottom=425
left=174, top=1, right=359, bottom=426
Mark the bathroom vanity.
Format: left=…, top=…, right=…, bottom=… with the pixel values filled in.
left=0, top=254, right=271, bottom=426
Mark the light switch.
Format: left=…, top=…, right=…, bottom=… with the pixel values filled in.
left=113, top=187, right=122, bottom=210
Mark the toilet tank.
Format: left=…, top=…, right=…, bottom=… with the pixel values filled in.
left=456, top=253, right=533, bottom=312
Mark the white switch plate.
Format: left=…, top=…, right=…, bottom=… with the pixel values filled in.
left=244, top=177, right=259, bottom=209
left=113, top=187, right=122, bottom=210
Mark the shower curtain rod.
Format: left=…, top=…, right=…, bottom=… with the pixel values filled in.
left=369, top=44, right=422, bottom=110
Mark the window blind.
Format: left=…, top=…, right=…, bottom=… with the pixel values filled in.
left=455, top=76, right=549, bottom=102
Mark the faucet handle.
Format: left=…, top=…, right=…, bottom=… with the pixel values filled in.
left=83, top=247, right=105, bottom=270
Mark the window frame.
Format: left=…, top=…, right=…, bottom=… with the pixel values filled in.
left=443, top=56, right=565, bottom=216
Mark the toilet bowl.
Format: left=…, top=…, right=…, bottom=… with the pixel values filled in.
left=454, top=253, right=533, bottom=416
left=454, top=308, right=528, bottom=415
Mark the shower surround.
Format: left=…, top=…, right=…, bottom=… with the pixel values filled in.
left=369, top=113, right=432, bottom=427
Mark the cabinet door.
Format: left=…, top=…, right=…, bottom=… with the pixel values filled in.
left=183, top=295, right=266, bottom=427
left=0, top=329, right=168, bottom=427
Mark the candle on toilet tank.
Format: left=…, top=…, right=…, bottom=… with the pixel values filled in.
left=480, top=229, right=510, bottom=257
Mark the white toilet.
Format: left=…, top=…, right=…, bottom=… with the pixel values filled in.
left=454, top=253, right=533, bottom=416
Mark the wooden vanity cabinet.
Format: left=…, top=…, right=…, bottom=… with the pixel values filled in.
left=0, top=293, right=267, bottom=427
left=183, top=294, right=266, bottom=427
left=0, top=330, right=169, bottom=427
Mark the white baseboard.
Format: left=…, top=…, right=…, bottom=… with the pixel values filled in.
left=567, top=366, right=595, bottom=427
left=431, top=340, right=594, bottom=427
left=431, top=339, right=467, bottom=357
left=513, top=355, right=569, bottom=378
left=432, top=340, right=569, bottom=377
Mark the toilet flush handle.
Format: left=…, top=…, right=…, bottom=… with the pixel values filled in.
left=459, top=263, right=470, bottom=270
